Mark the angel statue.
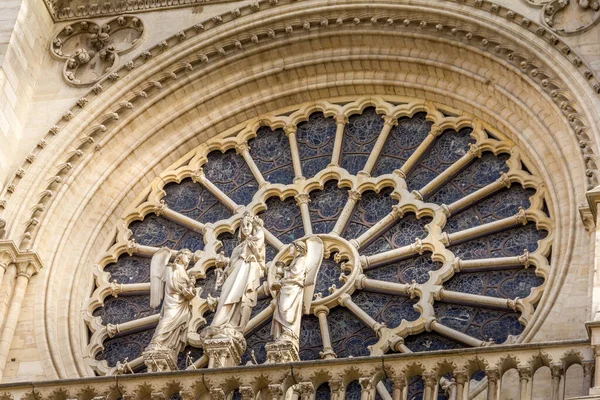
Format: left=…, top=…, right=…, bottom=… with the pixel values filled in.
left=143, top=247, right=197, bottom=371
left=269, top=237, right=324, bottom=353
left=205, top=212, right=266, bottom=334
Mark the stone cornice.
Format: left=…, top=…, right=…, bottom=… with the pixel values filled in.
left=0, top=240, right=44, bottom=275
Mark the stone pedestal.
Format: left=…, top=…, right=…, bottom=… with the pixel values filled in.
left=201, top=327, right=246, bottom=368
left=265, top=341, right=300, bottom=363
left=142, top=346, right=178, bottom=372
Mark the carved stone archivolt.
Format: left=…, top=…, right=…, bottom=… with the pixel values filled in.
left=83, top=97, right=553, bottom=377
left=50, top=15, right=144, bottom=87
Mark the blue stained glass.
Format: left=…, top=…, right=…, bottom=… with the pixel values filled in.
left=407, top=376, right=424, bottom=400
left=444, top=268, right=543, bottom=299
left=403, top=332, right=465, bottom=352
left=299, top=315, right=324, bottom=361
left=314, top=256, right=343, bottom=297
left=365, top=253, right=442, bottom=285
left=406, top=128, right=475, bottom=192
left=96, top=329, right=155, bottom=367
left=346, top=381, right=362, bottom=400
left=163, top=179, right=232, bottom=224
left=427, top=152, right=510, bottom=203
left=93, top=295, right=157, bottom=325
left=341, top=108, right=385, bottom=175
left=433, top=303, right=524, bottom=344
left=373, top=112, right=432, bottom=177
left=242, top=319, right=271, bottom=365
left=443, top=185, right=535, bottom=234
left=351, top=291, right=420, bottom=328
left=259, top=197, right=304, bottom=244
left=315, top=383, right=332, bottom=400
left=343, top=188, right=395, bottom=240
left=128, top=214, right=205, bottom=251
left=105, top=255, right=150, bottom=284
left=448, top=223, right=547, bottom=260
left=203, top=149, right=258, bottom=206
left=363, top=214, right=432, bottom=256
left=176, top=345, right=203, bottom=370
left=308, top=181, right=349, bottom=234
left=249, top=127, right=295, bottom=185
left=328, top=307, right=378, bottom=357
left=297, top=112, right=337, bottom=178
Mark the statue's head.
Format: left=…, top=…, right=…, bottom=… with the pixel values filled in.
left=175, top=248, right=193, bottom=267
left=290, top=240, right=307, bottom=257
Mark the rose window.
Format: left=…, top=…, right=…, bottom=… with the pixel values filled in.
left=85, top=98, right=551, bottom=397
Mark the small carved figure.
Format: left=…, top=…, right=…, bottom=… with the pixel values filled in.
left=270, top=237, right=324, bottom=349
left=145, top=248, right=197, bottom=359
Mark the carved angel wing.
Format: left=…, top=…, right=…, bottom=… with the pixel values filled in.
left=302, top=237, right=324, bottom=314
left=150, top=247, right=171, bottom=309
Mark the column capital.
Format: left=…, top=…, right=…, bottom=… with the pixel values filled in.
left=518, top=367, right=532, bottom=380
left=422, top=372, right=437, bottom=388
left=294, top=193, right=311, bottom=206
left=429, top=124, right=443, bottom=137
left=486, top=369, right=501, bottom=383
left=359, top=376, right=375, bottom=392
left=348, top=190, right=362, bottom=201
left=335, top=114, right=348, bottom=125
left=314, top=305, right=329, bottom=316
left=283, top=124, right=297, bottom=136
left=235, top=142, right=250, bottom=155
left=550, top=364, right=563, bottom=378
left=454, top=370, right=468, bottom=384
left=382, top=114, right=398, bottom=127
left=392, top=372, right=407, bottom=389
left=239, top=385, right=254, bottom=400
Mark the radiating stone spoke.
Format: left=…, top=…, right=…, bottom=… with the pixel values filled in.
left=362, top=240, right=422, bottom=270
left=186, top=354, right=209, bottom=370
left=158, top=206, right=206, bottom=235
left=284, top=125, right=304, bottom=179
left=359, top=115, right=397, bottom=176
left=437, top=288, right=520, bottom=311
left=353, top=205, right=403, bottom=250
left=414, top=143, right=482, bottom=200
left=330, top=114, right=348, bottom=166
left=446, top=209, right=528, bottom=246
left=430, top=321, right=486, bottom=347
left=396, top=124, right=442, bottom=178
left=108, top=282, right=151, bottom=297
left=338, top=293, right=384, bottom=335
left=236, top=143, right=267, bottom=188
left=331, top=190, right=361, bottom=236
left=106, top=314, right=159, bottom=338
left=453, top=252, right=530, bottom=272
left=357, top=276, right=411, bottom=296
left=446, top=173, right=511, bottom=216
left=191, top=168, right=240, bottom=211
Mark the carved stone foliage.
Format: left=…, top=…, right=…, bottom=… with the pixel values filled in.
left=82, top=97, right=553, bottom=377
left=522, top=0, right=600, bottom=35
left=50, top=15, right=144, bottom=87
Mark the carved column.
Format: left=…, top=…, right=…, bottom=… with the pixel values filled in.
left=391, top=373, right=406, bottom=400
left=329, top=114, right=348, bottom=167
left=422, top=372, right=437, bottom=400
left=284, top=125, right=304, bottom=181
left=359, top=115, right=397, bottom=176
left=359, top=376, right=375, bottom=400
left=329, top=378, right=344, bottom=400
left=209, top=387, right=225, bottom=400
left=518, top=367, right=531, bottom=400
left=0, top=250, right=15, bottom=291
left=550, top=364, right=563, bottom=400
left=485, top=370, right=500, bottom=400
left=295, top=193, right=312, bottom=235
left=268, top=383, right=285, bottom=400
left=0, top=260, right=41, bottom=377
left=294, top=382, right=314, bottom=400
left=239, top=385, right=254, bottom=400
left=315, top=306, right=336, bottom=359
left=583, top=360, right=594, bottom=396
left=236, top=143, right=267, bottom=188
left=0, top=263, right=16, bottom=332
left=331, top=190, right=361, bottom=236
left=454, top=371, right=468, bottom=400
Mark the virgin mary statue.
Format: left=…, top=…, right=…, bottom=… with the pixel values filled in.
left=209, top=212, right=266, bottom=333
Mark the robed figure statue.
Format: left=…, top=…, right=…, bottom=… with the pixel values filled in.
left=143, top=247, right=197, bottom=371
left=270, top=237, right=324, bottom=350
left=209, top=212, right=266, bottom=332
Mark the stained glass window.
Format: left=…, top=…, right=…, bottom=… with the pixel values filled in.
left=89, top=102, right=551, bottom=398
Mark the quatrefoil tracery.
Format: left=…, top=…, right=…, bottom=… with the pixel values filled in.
left=50, top=15, right=144, bottom=87
left=84, top=97, right=552, bottom=377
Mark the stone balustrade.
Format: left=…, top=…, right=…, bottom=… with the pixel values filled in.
left=0, top=340, right=594, bottom=400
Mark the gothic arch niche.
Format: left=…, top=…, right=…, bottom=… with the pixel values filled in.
left=84, top=97, right=553, bottom=384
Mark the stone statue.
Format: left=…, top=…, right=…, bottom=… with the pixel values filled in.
left=143, top=247, right=197, bottom=371
left=267, top=237, right=323, bottom=361
left=200, top=212, right=266, bottom=367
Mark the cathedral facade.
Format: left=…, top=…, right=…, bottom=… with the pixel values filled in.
left=0, top=0, right=599, bottom=398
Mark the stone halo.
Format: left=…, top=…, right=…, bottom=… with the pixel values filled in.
left=268, top=233, right=361, bottom=312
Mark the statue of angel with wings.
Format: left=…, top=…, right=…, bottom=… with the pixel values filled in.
left=270, top=237, right=324, bottom=349
left=146, top=247, right=197, bottom=356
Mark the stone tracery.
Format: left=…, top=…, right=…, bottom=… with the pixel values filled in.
left=83, top=97, right=552, bottom=388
